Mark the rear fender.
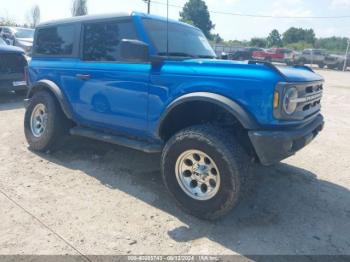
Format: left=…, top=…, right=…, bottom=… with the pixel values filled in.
left=25, top=79, right=73, bottom=119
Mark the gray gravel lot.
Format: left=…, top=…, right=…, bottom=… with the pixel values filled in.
left=0, top=69, right=349, bottom=257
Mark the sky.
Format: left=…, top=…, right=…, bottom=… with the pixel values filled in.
left=0, top=0, right=350, bottom=40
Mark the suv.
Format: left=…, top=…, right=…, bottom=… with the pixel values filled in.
left=295, top=49, right=327, bottom=68
left=227, top=47, right=263, bottom=61
left=0, top=38, right=28, bottom=93
left=0, top=26, right=34, bottom=54
left=324, top=54, right=349, bottom=70
left=24, top=13, right=324, bottom=220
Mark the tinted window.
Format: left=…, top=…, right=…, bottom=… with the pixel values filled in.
left=35, top=25, right=75, bottom=56
left=82, top=20, right=137, bottom=61
left=142, top=19, right=216, bottom=58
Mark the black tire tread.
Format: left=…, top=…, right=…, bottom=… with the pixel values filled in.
left=24, top=90, right=69, bottom=152
left=161, top=124, right=251, bottom=220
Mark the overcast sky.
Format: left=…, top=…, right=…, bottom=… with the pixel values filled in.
left=0, top=0, right=349, bottom=40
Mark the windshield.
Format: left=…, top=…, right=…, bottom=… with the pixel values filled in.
left=142, top=19, right=216, bottom=58
left=0, top=38, right=6, bottom=45
left=14, top=28, right=34, bottom=39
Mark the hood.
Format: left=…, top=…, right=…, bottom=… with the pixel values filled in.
left=16, top=38, right=33, bottom=46
left=276, top=65, right=323, bottom=82
left=181, top=59, right=324, bottom=82
left=0, top=45, right=25, bottom=54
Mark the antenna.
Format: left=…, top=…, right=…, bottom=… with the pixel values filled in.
left=166, top=0, right=169, bottom=57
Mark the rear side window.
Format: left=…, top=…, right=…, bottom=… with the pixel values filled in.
left=35, top=25, right=75, bottom=56
left=82, top=20, right=137, bottom=61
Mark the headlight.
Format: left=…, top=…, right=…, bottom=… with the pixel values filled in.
left=283, top=87, right=298, bottom=115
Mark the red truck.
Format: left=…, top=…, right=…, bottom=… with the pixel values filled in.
left=252, top=48, right=295, bottom=65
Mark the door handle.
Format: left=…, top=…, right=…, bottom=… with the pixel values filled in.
left=76, top=74, right=91, bottom=80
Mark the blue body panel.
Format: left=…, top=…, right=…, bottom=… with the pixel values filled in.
left=28, top=13, right=324, bottom=142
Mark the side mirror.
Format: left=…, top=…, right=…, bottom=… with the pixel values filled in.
left=120, top=39, right=149, bottom=62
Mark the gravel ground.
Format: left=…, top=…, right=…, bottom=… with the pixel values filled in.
left=0, top=69, right=349, bottom=257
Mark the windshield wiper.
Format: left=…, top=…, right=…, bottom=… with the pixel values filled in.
left=158, top=52, right=195, bottom=58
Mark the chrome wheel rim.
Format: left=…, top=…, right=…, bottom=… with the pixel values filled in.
left=175, top=149, right=221, bottom=201
left=30, top=103, right=48, bottom=138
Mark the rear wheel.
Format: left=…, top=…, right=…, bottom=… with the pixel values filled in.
left=161, top=125, right=251, bottom=220
left=24, top=90, right=70, bottom=152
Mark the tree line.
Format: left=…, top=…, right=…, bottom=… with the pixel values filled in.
left=180, top=0, right=349, bottom=53
left=0, top=0, right=87, bottom=28
left=233, top=28, right=349, bottom=53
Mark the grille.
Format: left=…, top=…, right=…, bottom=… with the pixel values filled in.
left=293, top=81, right=323, bottom=120
left=274, top=81, right=324, bottom=121
left=0, top=53, right=26, bottom=74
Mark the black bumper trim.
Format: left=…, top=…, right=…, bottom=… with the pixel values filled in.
left=248, top=115, right=324, bottom=166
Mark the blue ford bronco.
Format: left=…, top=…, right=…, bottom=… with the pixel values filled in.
left=24, top=12, right=324, bottom=219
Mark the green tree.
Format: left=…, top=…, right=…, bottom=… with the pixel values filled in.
left=283, top=27, right=315, bottom=45
left=250, top=37, right=267, bottom=48
left=284, top=41, right=313, bottom=51
left=315, top=37, right=349, bottom=53
left=72, top=0, right=88, bottom=17
left=267, top=29, right=282, bottom=47
left=212, top=33, right=223, bottom=44
left=180, top=0, right=214, bottom=39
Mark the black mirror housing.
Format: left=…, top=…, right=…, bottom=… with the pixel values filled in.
left=120, top=39, right=149, bottom=62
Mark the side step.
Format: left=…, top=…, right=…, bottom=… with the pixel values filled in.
left=70, top=127, right=163, bottom=153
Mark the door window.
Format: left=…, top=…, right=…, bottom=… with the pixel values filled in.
left=35, top=25, right=75, bottom=56
left=82, top=20, right=138, bottom=61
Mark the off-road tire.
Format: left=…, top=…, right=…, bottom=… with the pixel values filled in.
left=161, top=125, right=251, bottom=220
left=24, top=90, right=69, bottom=152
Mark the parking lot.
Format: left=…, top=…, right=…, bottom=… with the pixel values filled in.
left=0, top=69, right=349, bottom=257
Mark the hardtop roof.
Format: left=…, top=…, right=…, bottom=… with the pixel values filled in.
left=36, top=11, right=197, bottom=30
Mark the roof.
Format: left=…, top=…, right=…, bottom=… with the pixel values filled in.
left=37, top=12, right=130, bottom=27
left=36, top=12, right=196, bottom=30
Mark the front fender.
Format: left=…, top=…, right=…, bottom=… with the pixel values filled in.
left=157, top=92, right=260, bottom=137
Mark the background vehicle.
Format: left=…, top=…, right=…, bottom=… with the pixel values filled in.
left=295, top=49, right=327, bottom=68
left=252, top=48, right=294, bottom=65
left=0, top=26, right=34, bottom=54
left=24, top=12, right=324, bottom=220
left=0, top=38, right=28, bottom=94
left=324, top=54, right=349, bottom=70
left=227, top=47, right=263, bottom=61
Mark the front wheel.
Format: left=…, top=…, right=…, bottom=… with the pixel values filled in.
left=161, top=125, right=251, bottom=220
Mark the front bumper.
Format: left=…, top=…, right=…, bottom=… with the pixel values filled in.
left=249, top=114, right=324, bottom=166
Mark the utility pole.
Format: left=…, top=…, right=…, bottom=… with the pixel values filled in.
left=143, top=0, right=151, bottom=14
left=343, top=39, right=349, bottom=72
